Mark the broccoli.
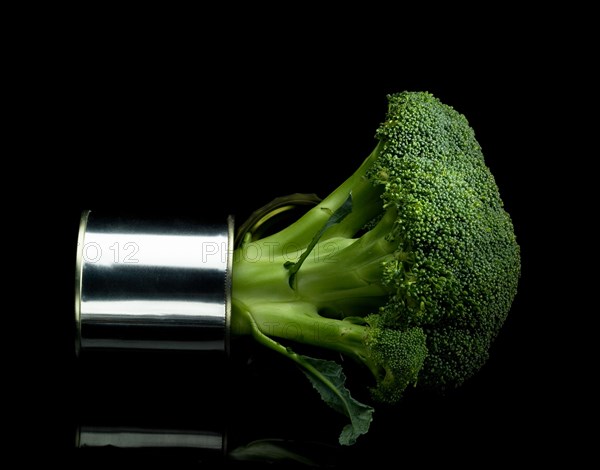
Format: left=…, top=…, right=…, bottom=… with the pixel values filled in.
left=230, top=91, right=520, bottom=445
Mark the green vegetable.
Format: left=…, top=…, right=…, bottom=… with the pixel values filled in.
left=231, top=91, right=521, bottom=445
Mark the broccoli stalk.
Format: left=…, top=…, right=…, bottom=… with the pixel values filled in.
left=230, top=92, right=520, bottom=445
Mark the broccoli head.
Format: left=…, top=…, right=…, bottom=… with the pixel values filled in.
left=231, top=91, right=520, bottom=444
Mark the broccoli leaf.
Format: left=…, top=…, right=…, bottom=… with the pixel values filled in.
left=297, top=354, right=373, bottom=446
left=285, top=193, right=353, bottom=288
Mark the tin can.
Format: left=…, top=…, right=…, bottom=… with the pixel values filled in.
left=75, top=211, right=234, bottom=354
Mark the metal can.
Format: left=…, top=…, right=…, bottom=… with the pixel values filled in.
left=75, top=211, right=234, bottom=354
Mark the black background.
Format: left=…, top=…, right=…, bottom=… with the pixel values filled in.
left=25, top=41, right=552, bottom=467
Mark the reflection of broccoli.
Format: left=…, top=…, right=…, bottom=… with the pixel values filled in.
left=231, top=92, right=521, bottom=444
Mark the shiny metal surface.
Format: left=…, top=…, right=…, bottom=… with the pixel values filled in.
left=76, top=211, right=233, bottom=353
left=77, top=425, right=224, bottom=451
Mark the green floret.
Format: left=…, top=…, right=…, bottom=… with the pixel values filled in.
left=231, top=91, right=520, bottom=445
left=365, top=318, right=428, bottom=404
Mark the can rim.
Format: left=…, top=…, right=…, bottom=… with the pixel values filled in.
left=224, top=215, right=235, bottom=356
left=75, top=210, right=91, bottom=356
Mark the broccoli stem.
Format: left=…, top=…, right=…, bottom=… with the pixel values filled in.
left=231, top=233, right=391, bottom=379
left=232, top=201, right=398, bottom=320
left=231, top=298, right=372, bottom=369
left=255, top=141, right=384, bottom=250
